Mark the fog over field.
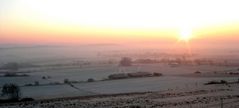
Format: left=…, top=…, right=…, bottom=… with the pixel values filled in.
left=0, top=44, right=238, bottom=108
left=1, top=0, right=239, bottom=107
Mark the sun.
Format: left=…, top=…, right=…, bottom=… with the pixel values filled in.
left=179, top=27, right=193, bottom=42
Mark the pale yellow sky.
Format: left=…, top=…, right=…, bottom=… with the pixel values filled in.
left=0, top=0, right=239, bottom=44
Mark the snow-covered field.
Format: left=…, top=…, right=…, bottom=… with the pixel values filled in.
left=0, top=63, right=238, bottom=99
left=1, top=85, right=239, bottom=108
left=0, top=46, right=239, bottom=107
left=1, top=63, right=237, bottom=86
left=0, top=64, right=238, bottom=99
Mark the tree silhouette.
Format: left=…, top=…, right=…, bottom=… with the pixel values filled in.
left=1, top=83, right=21, bottom=100
left=119, top=57, right=132, bottom=66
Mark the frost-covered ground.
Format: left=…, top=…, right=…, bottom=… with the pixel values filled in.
left=1, top=84, right=239, bottom=108
left=0, top=46, right=239, bottom=107
left=0, top=63, right=238, bottom=99
left=1, top=63, right=237, bottom=86
left=1, top=63, right=238, bottom=99
left=15, top=76, right=236, bottom=99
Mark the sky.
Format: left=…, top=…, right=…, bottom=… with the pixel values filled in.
left=0, top=0, right=239, bottom=45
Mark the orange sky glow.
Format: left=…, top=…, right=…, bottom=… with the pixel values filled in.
left=0, top=0, right=239, bottom=45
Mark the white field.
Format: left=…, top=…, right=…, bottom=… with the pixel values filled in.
left=0, top=46, right=239, bottom=99
left=0, top=46, right=239, bottom=107
left=1, top=84, right=239, bottom=108
left=0, top=63, right=238, bottom=99
left=1, top=63, right=237, bottom=86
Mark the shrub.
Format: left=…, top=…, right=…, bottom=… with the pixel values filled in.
left=64, top=79, right=69, bottom=84
left=119, top=57, right=132, bottom=66
left=24, top=84, right=33, bottom=86
left=194, top=71, right=201, bottom=74
left=87, top=78, right=95, bottom=82
left=20, top=98, right=34, bottom=102
left=205, top=80, right=228, bottom=85
left=1, top=83, right=21, bottom=101
left=153, top=72, right=163, bottom=76
left=220, top=80, right=227, bottom=84
left=3, top=73, right=17, bottom=77
left=34, top=81, right=39, bottom=86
